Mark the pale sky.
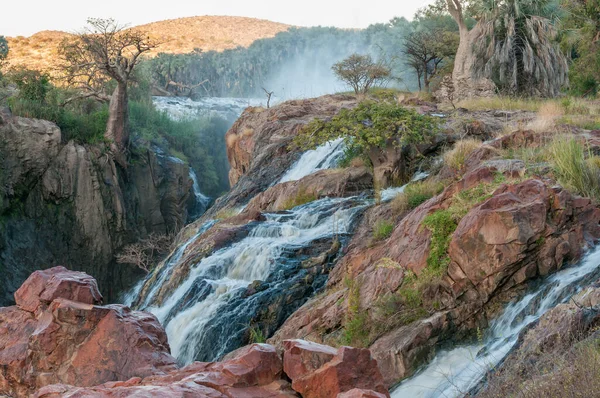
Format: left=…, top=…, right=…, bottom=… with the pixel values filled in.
left=1, top=0, right=434, bottom=37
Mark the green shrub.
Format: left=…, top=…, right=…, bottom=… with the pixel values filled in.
left=422, top=210, right=458, bottom=273
left=340, top=277, right=370, bottom=347
left=403, top=180, right=445, bottom=209
left=372, top=219, right=394, bottom=241
left=293, top=101, right=438, bottom=160
left=249, top=326, right=266, bottom=344
left=9, top=68, right=50, bottom=101
left=547, top=136, right=600, bottom=201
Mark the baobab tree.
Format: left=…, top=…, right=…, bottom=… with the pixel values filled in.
left=445, top=0, right=566, bottom=98
left=59, top=18, right=157, bottom=159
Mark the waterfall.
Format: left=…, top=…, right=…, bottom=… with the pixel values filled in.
left=379, top=171, right=430, bottom=202
left=188, top=168, right=212, bottom=221
left=278, top=138, right=346, bottom=183
left=141, top=196, right=368, bottom=364
left=391, top=246, right=600, bottom=398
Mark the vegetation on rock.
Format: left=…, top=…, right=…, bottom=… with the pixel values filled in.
left=294, top=101, right=438, bottom=163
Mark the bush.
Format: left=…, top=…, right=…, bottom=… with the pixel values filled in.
left=547, top=136, right=600, bottom=201
left=443, top=139, right=482, bottom=171
left=8, top=68, right=50, bottom=101
left=372, top=219, right=394, bottom=241
left=294, top=101, right=438, bottom=162
left=400, top=179, right=445, bottom=210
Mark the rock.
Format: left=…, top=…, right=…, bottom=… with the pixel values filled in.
left=0, top=269, right=177, bottom=397
left=283, top=340, right=338, bottom=381
left=337, top=389, right=388, bottom=398
left=14, top=266, right=102, bottom=313
left=243, top=167, right=373, bottom=214
left=283, top=340, right=389, bottom=398
left=0, top=111, right=193, bottom=305
left=201, top=95, right=357, bottom=220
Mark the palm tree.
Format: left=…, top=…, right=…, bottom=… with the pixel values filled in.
left=472, top=0, right=568, bottom=97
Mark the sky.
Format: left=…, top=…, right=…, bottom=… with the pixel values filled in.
left=1, top=0, right=435, bottom=37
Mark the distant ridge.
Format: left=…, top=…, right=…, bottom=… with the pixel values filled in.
left=5, top=16, right=291, bottom=72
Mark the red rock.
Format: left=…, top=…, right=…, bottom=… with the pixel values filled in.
left=337, top=389, right=388, bottom=398
left=0, top=269, right=176, bottom=397
left=283, top=340, right=338, bottom=381
left=14, top=266, right=102, bottom=313
left=211, top=343, right=283, bottom=387
left=284, top=343, right=389, bottom=398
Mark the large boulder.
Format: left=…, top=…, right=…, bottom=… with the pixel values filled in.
left=282, top=340, right=389, bottom=398
left=0, top=267, right=177, bottom=397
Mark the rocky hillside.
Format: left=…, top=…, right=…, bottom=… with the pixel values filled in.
left=0, top=106, right=193, bottom=305
left=122, top=92, right=600, bottom=395
left=6, top=16, right=290, bottom=72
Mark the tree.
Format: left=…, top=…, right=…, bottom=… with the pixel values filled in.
left=332, top=54, right=392, bottom=95
left=59, top=18, right=157, bottom=157
left=402, top=27, right=458, bottom=92
left=116, top=233, right=173, bottom=273
left=0, top=36, right=8, bottom=74
left=446, top=0, right=492, bottom=99
left=473, top=0, right=568, bottom=97
left=562, top=0, right=600, bottom=95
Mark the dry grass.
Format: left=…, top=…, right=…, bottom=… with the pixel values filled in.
left=443, top=139, right=483, bottom=171
left=479, top=334, right=600, bottom=398
left=457, top=97, right=546, bottom=112
left=5, top=16, right=290, bottom=73
left=526, top=101, right=564, bottom=133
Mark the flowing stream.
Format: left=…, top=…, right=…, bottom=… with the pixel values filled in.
left=125, top=137, right=365, bottom=364
left=146, top=197, right=367, bottom=364
left=392, top=246, right=600, bottom=398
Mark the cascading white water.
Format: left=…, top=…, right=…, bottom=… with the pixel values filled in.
left=392, top=246, right=600, bottom=398
left=188, top=168, right=211, bottom=220
left=144, top=196, right=367, bottom=364
left=379, top=171, right=430, bottom=202
left=278, top=138, right=346, bottom=183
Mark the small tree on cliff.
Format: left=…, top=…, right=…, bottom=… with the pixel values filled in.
left=59, top=18, right=157, bottom=158
left=332, top=54, right=391, bottom=95
left=0, top=36, right=8, bottom=75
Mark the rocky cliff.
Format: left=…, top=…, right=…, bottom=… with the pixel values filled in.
left=0, top=107, right=192, bottom=305
left=122, top=94, right=600, bottom=394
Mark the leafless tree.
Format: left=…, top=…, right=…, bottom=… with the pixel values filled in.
left=59, top=18, right=158, bottom=158
left=262, top=87, right=274, bottom=108
left=116, top=233, right=173, bottom=273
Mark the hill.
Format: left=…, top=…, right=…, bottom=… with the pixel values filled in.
left=5, top=16, right=291, bottom=72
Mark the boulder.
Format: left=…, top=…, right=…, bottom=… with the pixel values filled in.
left=243, top=167, right=373, bottom=214
left=283, top=340, right=389, bottom=398
left=14, top=266, right=102, bottom=313
left=0, top=268, right=177, bottom=397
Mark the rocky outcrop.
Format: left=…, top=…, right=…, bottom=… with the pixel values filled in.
left=206, top=95, right=357, bottom=218
left=0, top=267, right=388, bottom=397
left=0, top=108, right=192, bottom=304
left=242, top=167, right=373, bottom=214
left=271, top=149, right=600, bottom=386
left=283, top=340, right=389, bottom=398
left=0, top=267, right=177, bottom=397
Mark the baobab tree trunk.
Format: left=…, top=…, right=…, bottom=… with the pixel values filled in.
left=105, top=82, right=129, bottom=154
left=446, top=0, right=495, bottom=100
